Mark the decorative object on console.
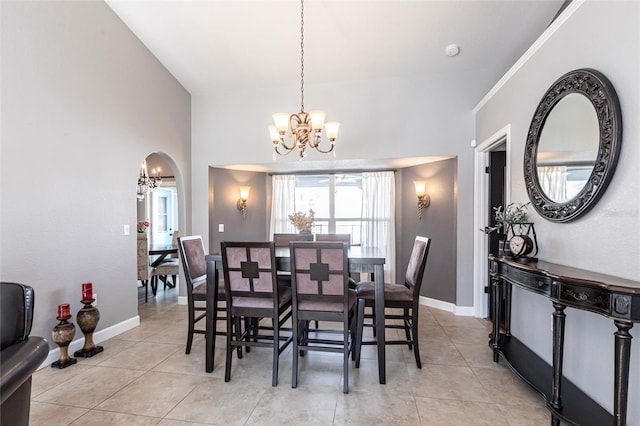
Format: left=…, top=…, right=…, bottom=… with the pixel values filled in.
left=137, top=160, right=162, bottom=201
left=481, top=202, right=532, bottom=258
left=505, top=222, right=538, bottom=261
left=524, top=68, right=622, bottom=222
left=237, top=186, right=250, bottom=220
left=74, top=284, right=103, bottom=358
left=413, top=180, right=430, bottom=220
left=268, top=0, right=340, bottom=159
left=51, top=305, right=77, bottom=369
left=288, top=210, right=315, bottom=233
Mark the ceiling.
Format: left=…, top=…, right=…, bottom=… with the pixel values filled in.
left=108, top=0, right=565, bottom=172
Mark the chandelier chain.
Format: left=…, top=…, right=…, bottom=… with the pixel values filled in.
left=300, top=0, right=304, bottom=112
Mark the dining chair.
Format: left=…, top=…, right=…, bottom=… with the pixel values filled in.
left=151, top=230, right=180, bottom=292
left=273, top=233, right=313, bottom=248
left=221, top=241, right=293, bottom=387
left=314, top=233, right=351, bottom=244
left=290, top=241, right=358, bottom=393
left=136, top=233, right=151, bottom=302
left=177, top=235, right=227, bottom=358
left=355, top=236, right=431, bottom=369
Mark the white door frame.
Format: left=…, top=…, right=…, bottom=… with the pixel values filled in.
left=472, top=125, right=511, bottom=318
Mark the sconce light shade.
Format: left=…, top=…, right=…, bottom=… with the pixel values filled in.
left=237, top=186, right=251, bottom=219
left=413, top=180, right=430, bottom=220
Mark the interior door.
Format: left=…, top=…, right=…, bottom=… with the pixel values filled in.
left=487, top=150, right=506, bottom=320
left=152, top=188, right=176, bottom=246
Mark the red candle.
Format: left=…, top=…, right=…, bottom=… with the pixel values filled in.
left=57, top=303, right=70, bottom=318
left=82, top=283, right=93, bottom=301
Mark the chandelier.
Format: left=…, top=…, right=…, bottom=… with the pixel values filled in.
left=136, top=160, right=162, bottom=201
left=268, top=0, right=339, bottom=159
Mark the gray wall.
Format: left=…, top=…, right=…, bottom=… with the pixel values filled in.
left=209, top=168, right=269, bottom=254
left=1, top=1, right=191, bottom=344
left=397, top=159, right=457, bottom=304
left=475, top=2, right=639, bottom=422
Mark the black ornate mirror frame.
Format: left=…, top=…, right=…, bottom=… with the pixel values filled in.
left=524, top=68, right=622, bottom=222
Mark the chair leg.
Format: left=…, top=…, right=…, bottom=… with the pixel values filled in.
left=143, top=280, right=148, bottom=303
left=151, top=276, right=158, bottom=296
left=355, top=299, right=365, bottom=368
left=343, top=320, right=349, bottom=394
left=292, top=319, right=299, bottom=389
left=404, top=308, right=413, bottom=350
left=224, top=315, right=236, bottom=382
left=272, top=314, right=279, bottom=387
left=411, top=307, right=422, bottom=369
left=185, top=300, right=195, bottom=354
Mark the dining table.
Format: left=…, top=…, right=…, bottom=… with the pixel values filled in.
left=149, top=244, right=178, bottom=268
left=204, top=245, right=388, bottom=384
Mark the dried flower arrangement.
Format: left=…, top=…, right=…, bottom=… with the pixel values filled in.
left=288, top=210, right=315, bottom=232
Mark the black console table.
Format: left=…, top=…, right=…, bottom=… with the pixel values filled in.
left=488, top=255, right=639, bottom=426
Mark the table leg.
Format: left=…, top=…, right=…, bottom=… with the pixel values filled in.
left=613, top=320, right=633, bottom=426
left=490, top=276, right=502, bottom=362
left=551, top=302, right=566, bottom=425
left=374, top=263, right=386, bottom=384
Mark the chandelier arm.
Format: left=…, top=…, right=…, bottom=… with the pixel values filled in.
left=274, top=143, right=295, bottom=156
left=312, top=141, right=335, bottom=154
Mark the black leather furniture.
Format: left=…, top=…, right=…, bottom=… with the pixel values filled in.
left=1, top=282, right=49, bottom=426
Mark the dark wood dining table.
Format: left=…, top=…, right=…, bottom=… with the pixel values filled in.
left=204, top=245, right=388, bottom=384
left=149, top=244, right=178, bottom=268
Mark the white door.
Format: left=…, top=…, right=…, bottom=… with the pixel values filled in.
left=151, top=187, right=177, bottom=246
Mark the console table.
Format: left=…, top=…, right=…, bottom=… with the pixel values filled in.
left=488, top=255, right=639, bottom=426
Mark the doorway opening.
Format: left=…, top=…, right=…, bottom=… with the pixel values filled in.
left=136, top=153, right=181, bottom=307
left=472, top=125, right=511, bottom=318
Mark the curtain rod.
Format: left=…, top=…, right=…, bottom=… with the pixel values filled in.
left=268, top=168, right=398, bottom=176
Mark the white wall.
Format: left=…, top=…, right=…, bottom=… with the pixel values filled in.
left=475, top=1, right=639, bottom=422
left=1, top=2, right=191, bottom=344
left=192, top=73, right=476, bottom=306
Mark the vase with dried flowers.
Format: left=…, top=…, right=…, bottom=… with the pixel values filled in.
left=288, top=210, right=315, bottom=233
left=137, top=220, right=151, bottom=233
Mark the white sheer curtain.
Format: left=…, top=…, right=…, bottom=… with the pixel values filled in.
left=361, top=171, right=396, bottom=282
left=537, top=166, right=567, bottom=202
left=269, top=175, right=296, bottom=237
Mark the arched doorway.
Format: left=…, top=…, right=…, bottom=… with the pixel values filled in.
left=136, top=152, right=183, bottom=308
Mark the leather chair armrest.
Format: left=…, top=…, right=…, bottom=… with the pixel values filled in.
left=0, top=337, right=48, bottom=405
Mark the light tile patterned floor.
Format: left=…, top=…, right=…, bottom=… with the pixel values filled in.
left=31, top=287, right=552, bottom=425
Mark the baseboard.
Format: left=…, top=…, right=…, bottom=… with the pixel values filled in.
left=419, top=296, right=475, bottom=317
left=39, top=315, right=140, bottom=369
left=177, top=296, right=187, bottom=305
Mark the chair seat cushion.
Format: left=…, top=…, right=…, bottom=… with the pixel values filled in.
left=232, top=286, right=292, bottom=309
left=356, top=282, right=413, bottom=302
left=152, top=262, right=179, bottom=275
left=298, top=289, right=357, bottom=312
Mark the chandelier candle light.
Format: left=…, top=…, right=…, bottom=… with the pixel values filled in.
left=137, top=160, right=162, bottom=201
left=269, top=0, right=339, bottom=159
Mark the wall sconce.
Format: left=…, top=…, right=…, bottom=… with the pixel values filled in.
left=237, top=186, right=251, bottom=219
left=414, top=180, right=430, bottom=220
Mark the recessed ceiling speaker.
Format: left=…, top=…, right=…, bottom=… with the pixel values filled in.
left=445, top=44, right=460, bottom=57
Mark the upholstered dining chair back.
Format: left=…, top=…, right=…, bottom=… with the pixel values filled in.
left=273, top=233, right=313, bottom=248
left=314, top=233, right=351, bottom=245
left=137, top=233, right=151, bottom=302
left=404, top=236, right=431, bottom=296
left=290, top=241, right=351, bottom=312
left=177, top=235, right=209, bottom=355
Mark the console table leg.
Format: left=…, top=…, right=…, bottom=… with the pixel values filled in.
left=551, top=302, right=566, bottom=415
left=505, top=282, right=512, bottom=337
left=490, top=276, right=502, bottom=362
left=613, top=321, right=633, bottom=426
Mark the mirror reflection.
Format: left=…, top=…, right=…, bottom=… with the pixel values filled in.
left=535, top=93, right=599, bottom=203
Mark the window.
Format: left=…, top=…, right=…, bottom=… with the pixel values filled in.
left=270, top=171, right=396, bottom=282
left=293, top=174, right=363, bottom=245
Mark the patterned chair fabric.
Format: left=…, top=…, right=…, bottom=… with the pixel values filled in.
left=221, top=241, right=292, bottom=387
left=289, top=241, right=357, bottom=393
left=273, top=233, right=313, bottom=248
left=136, top=233, right=151, bottom=302
left=355, top=236, right=431, bottom=369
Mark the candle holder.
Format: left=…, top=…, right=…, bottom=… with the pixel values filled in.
left=73, top=299, right=104, bottom=357
left=51, top=315, right=77, bottom=369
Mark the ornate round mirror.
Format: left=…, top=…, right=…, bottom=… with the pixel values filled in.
left=524, top=69, right=622, bottom=222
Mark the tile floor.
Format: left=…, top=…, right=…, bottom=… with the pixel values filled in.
left=31, top=287, right=553, bottom=425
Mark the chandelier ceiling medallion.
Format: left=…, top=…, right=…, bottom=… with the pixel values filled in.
left=268, top=0, right=340, bottom=159
left=136, top=160, right=162, bottom=201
